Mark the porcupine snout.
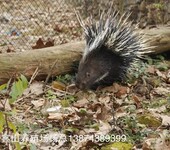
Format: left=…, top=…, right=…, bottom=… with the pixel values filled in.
left=75, top=79, right=86, bottom=90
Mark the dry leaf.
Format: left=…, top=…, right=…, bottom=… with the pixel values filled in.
left=143, top=137, right=170, bottom=150
left=52, top=81, right=66, bottom=91
left=98, top=96, right=111, bottom=103
left=116, top=86, right=128, bottom=98
left=24, top=82, right=44, bottom=96
left=0, top=99, right=12, bottom=111
left=96, top=121, right=112, bottom=135
left=96, top=104, right=112, bottom=121
left=132, top=94, right=142, bottom=108
left=66, top=84, right=77, bottom=93
left=44, top=39, right=54, bottom=47
left=154, top=87, right=170, bottom=96
left=166, top=70, right=170, bottom=83
left=46, top=106, right=62, bottom=113
left=48, top=112, right=67, bottom=120
left=156, top=69, right=166, bottom=79
left=146, top=65, right=156, bottom=74
left=160, top=115, right=170, bottom=126
left=149, top=105, right=167, bottom=113
left=101, top=83, right=128, bottom=98
left=73, top=98, right=89, bottom=108
left=54, top=24, right=63, bottom=32
left=68, top=113, right=81, bottom=122
left=102, top=83, right=119, bottom=93
left=32, top=38, right=45, bottom=49
left=31, top=99, right=45, bottom=108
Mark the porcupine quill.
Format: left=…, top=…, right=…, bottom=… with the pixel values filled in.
left=75, top=8, right=152, bottom=90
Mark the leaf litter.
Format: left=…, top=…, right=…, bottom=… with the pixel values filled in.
left=0, top=4, right=170, bottom=149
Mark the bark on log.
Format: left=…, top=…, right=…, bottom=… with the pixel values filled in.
left=142, top=26, right=170, bottom=54
left=0, top=41, right=85, bottom=84
left=0, top=26, right=170, bottom=84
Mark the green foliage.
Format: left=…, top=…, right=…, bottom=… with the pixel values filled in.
left=0, top=75, right=28, bottom=141
left=0, top=112, right=6, bottom=133
left=155, top=55, right=165, bottom=61
left=137, top=114, right=161, bottom=128
left=14, top=142, right=22, bottom=150
left=56, top=74, right=73, bottom=84
left=64, top=127, right=79, bottom=135
left=0, top=83, right=7, bottom=91
left=152, top=3, right=164, bottom=10
left=8, top=121, right=17, bottom=133
left=101, top=142, right=133, bottom=150
left=30, top=144, right=37, bottom=150
left=46, top=90, right=57, bottom=100
left=126, top=105, right=136, bottom=113
left=15, top=122, right=30, bottom=134
left=128, top=55, right=169, bottom=83
left=9, top=75, right=28, bottom=103
left=156, top=63, right=169, bottom=71
left=79, top=108, right=87, bottom=114
left=127, top=61, right=148, bottom=83
left=90, top=123, right=99, bottom=131
left=64, top=95, right=76, bottom=103
left=60, top=95, right=76, bottom=107
left=149, top=99, right=168, bottom=108
left=148, top=55, right=169, bottom=71
left=60, top=99, right=70, bottom=107
left=117, top=116, right=148, bottom=143
left=143, top=98, right=170, bottom=114
left=167, top=97, right=170, bottom=113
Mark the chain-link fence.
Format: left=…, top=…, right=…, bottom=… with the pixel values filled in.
left=0, top=0, right=112, bottom=53
left=0, top=0, right=83, bottom=53
left=0, top=0, right=169, bottom=53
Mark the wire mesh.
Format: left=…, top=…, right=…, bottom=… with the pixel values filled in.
left=0, top=0, right=169, bottom=53
left=0, top=0, right=83, bottom=53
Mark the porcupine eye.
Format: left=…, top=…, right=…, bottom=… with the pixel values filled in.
left=86, top=72, right=90, bottom=78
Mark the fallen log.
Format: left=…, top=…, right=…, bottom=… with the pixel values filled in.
left=142, top=26, right=170, bottom=54
left=0, top=41, right=85, bottom=84
left=0, top=26, right=170, bottom=84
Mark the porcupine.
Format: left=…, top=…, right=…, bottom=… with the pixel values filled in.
left=75, top=8, right=150, bottom=90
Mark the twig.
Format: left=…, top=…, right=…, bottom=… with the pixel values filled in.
left=45, top=85, right=74, bottom=96
left=29, top=67, right=39, bottom=85
left=1, top=78, right=12, bottom=108
left=43, top=59, right=58, bottom=89
left=15, top=92, right=33, bottom=103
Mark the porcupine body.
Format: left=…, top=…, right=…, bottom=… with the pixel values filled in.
left=76, top=9, right=149, bottom=90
